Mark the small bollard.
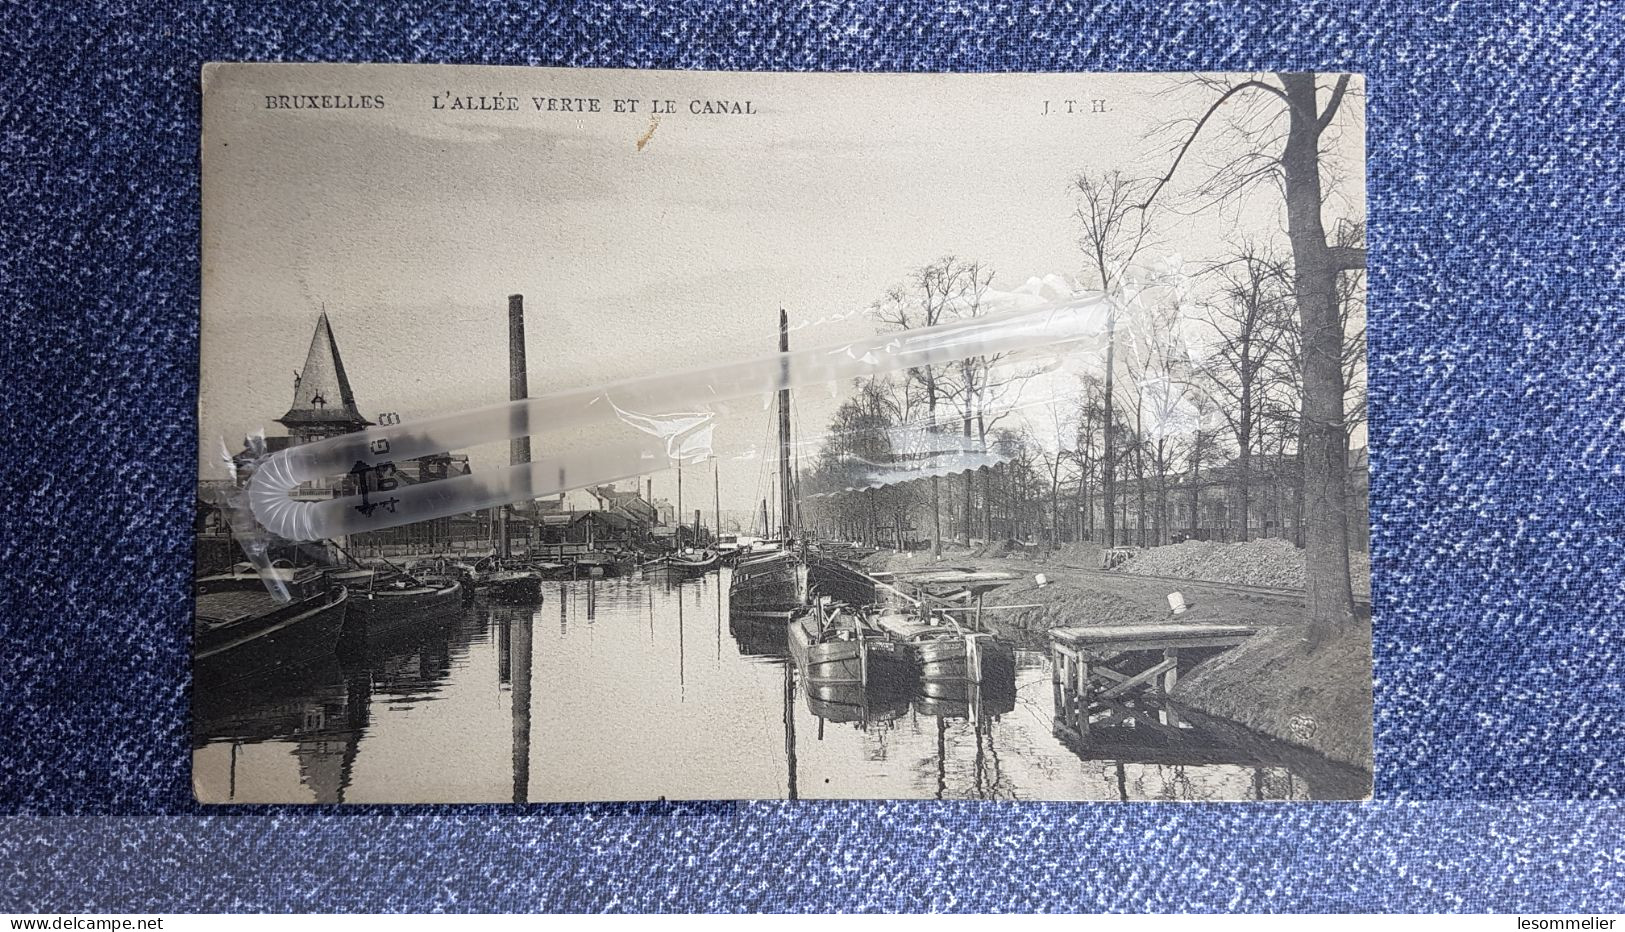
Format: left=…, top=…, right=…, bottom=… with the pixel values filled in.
left=1035, top=573, right=1049, bottom=588
left=1168, top=591, right=1187, bottom=615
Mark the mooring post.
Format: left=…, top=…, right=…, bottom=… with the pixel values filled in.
left=858, top=618, right=870, bottom=687
left=1050, top=640, right=1064, bottom=727
left=1058, top=647, right=1077, bottom=737
left=1076, top=651, right=1091, bottom=740
left=1162, top=646, right=1181, bottom=727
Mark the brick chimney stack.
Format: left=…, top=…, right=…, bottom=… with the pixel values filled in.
left=508, top=294, right=531, bottom=467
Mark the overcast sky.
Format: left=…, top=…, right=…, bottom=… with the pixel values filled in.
left=201, top=64, right=1364, bottom=515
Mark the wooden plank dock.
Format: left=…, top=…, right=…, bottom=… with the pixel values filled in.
left=1049, top=622, right=1256, bottom=743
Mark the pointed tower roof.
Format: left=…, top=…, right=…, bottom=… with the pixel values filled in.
left=277, top=312, right=372, bottom=432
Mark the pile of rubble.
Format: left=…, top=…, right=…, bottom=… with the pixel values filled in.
left=973, top=539, right=1017, bottom=559
left=1114, top=538, right=1310, bottom=590
left=984, top=576, right=1169, bottom=634
left=1114, top=538, right=1373, bottom=598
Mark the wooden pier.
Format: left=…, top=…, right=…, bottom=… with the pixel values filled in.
left=1049, top=623, right=1255, bottom=742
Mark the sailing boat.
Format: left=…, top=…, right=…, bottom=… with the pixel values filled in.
left=572, top=510, right=630, bottom=577
left=642, top=460, right=720, bottom=578
left=643, top=547, right=721, bottom=579
left=728, top=309, right=807, bottom=616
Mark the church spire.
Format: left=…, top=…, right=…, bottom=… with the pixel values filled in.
left=277, top=311, right=372, bottom=441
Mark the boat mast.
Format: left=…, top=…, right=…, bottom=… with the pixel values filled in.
left=777, top=308, right=794, bottom=540
left=677, top=460, right=684, bottom=548
left=713, top=456, right=721, bottom=545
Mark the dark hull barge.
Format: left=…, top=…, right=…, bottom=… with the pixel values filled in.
left=573, top=551, right=634, bottom=578
left=803, top=681, right=911, bottom=726
left=195, top=567, right=350, bottom=687
left=343, top=578, right=465, bottom=643
left=787, top=604, right=911, bottom=689
left=729, top=551, right=803, bottom=615
left=872, top=612, right=1015, bottom=684
left=479, top=570, right=545, bottom=603
left=644, top=549, right=721, bottom=579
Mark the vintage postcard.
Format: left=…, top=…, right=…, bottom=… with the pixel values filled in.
left=196, top=63, right=1372, bottom=803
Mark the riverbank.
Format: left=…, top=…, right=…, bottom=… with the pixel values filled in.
left=863, top=542, right=1373, bottom=772
left=1116, top=537, right=1374, bottom=600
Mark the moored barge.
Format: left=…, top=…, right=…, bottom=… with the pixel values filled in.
left=195, top=565, right=350, bottom=687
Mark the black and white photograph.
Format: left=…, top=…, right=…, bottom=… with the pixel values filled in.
left=195, top=63, right=1371, bottom=803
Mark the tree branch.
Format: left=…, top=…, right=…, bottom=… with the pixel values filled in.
left=1317, top=73, right=1352, bottom=133
left=1327, top=245, right=1367, bottom=270
left=1136, top=78, right=1291, bottom=215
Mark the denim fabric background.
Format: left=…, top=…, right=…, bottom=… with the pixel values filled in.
left=2, top=0, right=1622, bottom=912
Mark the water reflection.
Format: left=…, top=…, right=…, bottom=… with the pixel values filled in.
left=193, top=568, right=1366, bottom=802
left=192, top=657, right=363, bottom=803
left=191, top=599, right=487, bottom=803
left=505, top=603, right=532, bottom=805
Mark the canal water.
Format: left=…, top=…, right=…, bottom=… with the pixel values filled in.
left=192, top=569, right=1367, bottom=803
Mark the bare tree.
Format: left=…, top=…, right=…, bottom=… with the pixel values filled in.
left=1140, top=72, right=1366, bottom=640
left=1258, top=380, right=1302, bottom=541
left=1333, top=220, right=1369, bottom=454
left=1004, top=429, right=1043, bottom=542
left=1194, top=241, right=1293, bottom=543
left=872, top=257, right=998, bottom=558
left=1071, top=372, right=1106, bottom=543
left=1125, top=275, right=1198, bottom=547
left=1073, top=171, right=1157, bottom=549
left=803, top=377, right=904, bottom=545
left=950, top=361, right=1026, bottom=546
left=1181, top=391, right=1224, bottom=538
left=932, top=263, right=1022, bottom=547
left=1122, top=372, right=1149, bottom=546
left=1036, top=400, right=1078, bottom=553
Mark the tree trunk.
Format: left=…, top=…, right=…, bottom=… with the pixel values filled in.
left=978, top=416, right=993, bottom=541
left=1119, top=485, right=1128, bottom=538
left=1074, top=473, right=1085, bottom=543
left=1134, top=401, right=1147, bottom=548
left=1237, top=426, right=1251, bottom=544
left=992, top=463, right=1004, bottom=540
left=1280, top=72, right=1356, bottom=641
left=1012, top=466, right=1022, bottom=540
left=1293, top=445, right=1306, bottom=547
left=1083, top=460, right=1094, bottom=541
left=982, top=468, right=993, bottom=541
left=1277, top=423, right=1292, bottom=540
left=1102, top=312, right=1117, bottom=547
left=1189, top=454, right=1202, bottom=539
left=866, top=488, right=878, bottom=547
left=1156, top=468, right=1169, bottom=548
left=962, top=406, right=974, bottom=546
left=1049, top=475, right=1061, bottom=553
left=926, top=367, right=942, bottom=558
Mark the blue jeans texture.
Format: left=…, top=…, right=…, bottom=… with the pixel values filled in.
left=1, top=0, right=1621, bottom=912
